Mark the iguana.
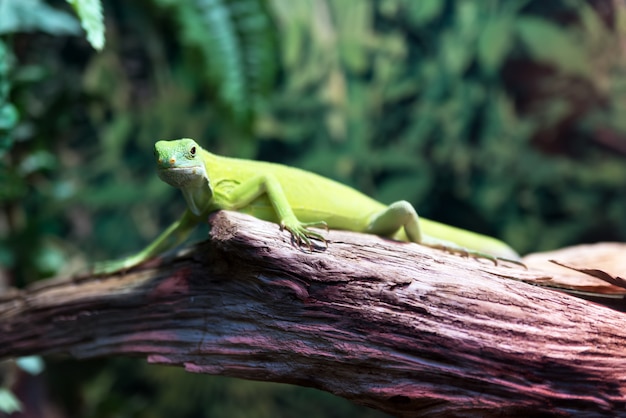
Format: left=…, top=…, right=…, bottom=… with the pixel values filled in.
left=95, top=138, right=518, bottom=274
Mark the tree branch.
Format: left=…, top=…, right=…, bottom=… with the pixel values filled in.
left=2, top=211, right=626, bottom=417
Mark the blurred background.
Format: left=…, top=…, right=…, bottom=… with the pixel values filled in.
left=2, top=0, right=626, bottom=416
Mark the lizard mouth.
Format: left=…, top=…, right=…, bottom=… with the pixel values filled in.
left=157, top=165, right=202, bottom=172
left=157, top=165, right=206, bottom=188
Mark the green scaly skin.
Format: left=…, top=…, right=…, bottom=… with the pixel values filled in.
left=94, top=138, right=519, bottom=274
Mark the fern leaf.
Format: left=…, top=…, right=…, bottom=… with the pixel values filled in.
left=66, top=0, right=105, bottom=50
left=158, top=0, right=277, bottom=123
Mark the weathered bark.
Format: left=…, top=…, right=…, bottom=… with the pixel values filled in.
left=2, top=211, right=626, bottom=417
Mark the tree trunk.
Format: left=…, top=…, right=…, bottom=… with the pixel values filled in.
left=1, top=211, right=626, bottom=417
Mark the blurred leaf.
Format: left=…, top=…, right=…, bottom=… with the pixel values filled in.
left=34, top=240, right=66, bottom=276
left=266, top=0, right=311, bottom=70
left=516, top=16, right=590, bottom=75
left=332, top=1, right=371, bottom=73
left=0, top=103, right=17, bottom=130
left=405, top=0, right=445, bottom=25
left=16, top=356, right=45, bottom=375
left=440, top=30, right=472, bottom=75
left=0, top=39, right=16, bottom=154
left=456, top=0, right=480, bottom=38
left=478, top=18, right=513, bottom=74
left=578, top=3, right=607, bottom=42
left=0, top=0, right=81, bottom=35
left=18, top=150, right=56, bottom=175
left=0, top=388, right=21, bottom=414
left=67, top=0, right=106, bottom=50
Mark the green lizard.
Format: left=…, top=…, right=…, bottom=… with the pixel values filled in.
left=95, top=138, right=518, bottom=274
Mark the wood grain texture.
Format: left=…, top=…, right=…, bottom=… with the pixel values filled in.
left=1, top=211, right=626, bottom=417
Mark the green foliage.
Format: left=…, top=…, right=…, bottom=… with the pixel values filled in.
left=66, top=0, right=106, bottom=50
left=154, top=0, right=277, bottom=124
left=0, top=40, right=17, bottom=154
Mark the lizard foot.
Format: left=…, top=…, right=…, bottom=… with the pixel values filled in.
left=280, top=220, right=328, bottom=251
left=427, top=244, right=525, bottom=268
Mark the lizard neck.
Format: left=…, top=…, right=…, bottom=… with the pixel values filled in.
left=181, top=175, right=213, bottom=216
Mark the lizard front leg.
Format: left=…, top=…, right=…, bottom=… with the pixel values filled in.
left=217, top=174, right=326, bottom=248
left=94, top=209, right=200, bottom=274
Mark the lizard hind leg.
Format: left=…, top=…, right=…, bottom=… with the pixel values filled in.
left=365, top=200, right=502, bottom=265
left=366, top=200, right=423, bottom=242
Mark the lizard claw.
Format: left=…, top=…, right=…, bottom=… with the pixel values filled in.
left=281, top=220, right=328, bottom=251
left=302, top=220, right=328, bottom=232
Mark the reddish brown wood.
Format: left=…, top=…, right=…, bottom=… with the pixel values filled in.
left=1, top=211, right=626, bottom=417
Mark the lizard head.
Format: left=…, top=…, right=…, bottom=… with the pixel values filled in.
left=154, top=138, right=208, bottom=189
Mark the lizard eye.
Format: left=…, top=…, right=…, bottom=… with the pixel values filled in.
left=190, top=146, right=196, bottom=156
